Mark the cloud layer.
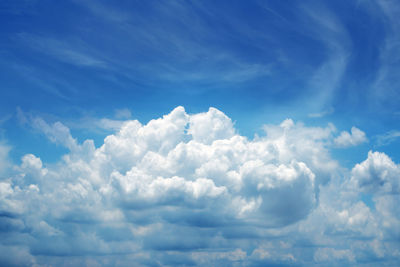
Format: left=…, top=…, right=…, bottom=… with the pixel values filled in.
left=0, top=107, right=399, bottom=266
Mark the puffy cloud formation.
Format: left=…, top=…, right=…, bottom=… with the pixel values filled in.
left=351, top=151, right=400, bottom=194
left=334, top=126, right=367, bottom=147
left=0, top=107, right=399, bottom=266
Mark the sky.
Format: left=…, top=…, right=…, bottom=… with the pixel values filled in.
left=0, top=0, right=400, bottom=266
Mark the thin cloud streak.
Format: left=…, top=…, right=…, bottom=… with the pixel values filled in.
left=300, top=3, right=351, bottom=110
left=371, top=0, right=400, bottom=110
left=17, top=33, right=107, bottom=68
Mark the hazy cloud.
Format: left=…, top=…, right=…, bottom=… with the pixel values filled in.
left=376, top=130, right=400, bottom=146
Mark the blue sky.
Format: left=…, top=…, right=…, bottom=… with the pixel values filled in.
left=1, top=0, right=400, bottom=266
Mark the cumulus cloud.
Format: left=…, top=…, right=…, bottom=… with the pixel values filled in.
left=0, top=107, right=399, bottom=266
left=351, top=151, right=400, bottom=194
left=334, top=126, right=367, bottom=147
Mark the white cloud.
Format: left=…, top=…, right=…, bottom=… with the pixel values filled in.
left=334, top=126, right=367, bottom=147
left=31, top=117, right=78, bottom=151
left=374, top=194, right=400, bottom=239
left=0, top=107, right=399, bottom=266
left=308, top=107, right=334, bottom=118
left=96, top=118, right=126, bottom=131
left=188, top=107, right=235, bottom=144
left=351, top=151, right=400, bottom=194
left=0, top=142, right=11, bottom=175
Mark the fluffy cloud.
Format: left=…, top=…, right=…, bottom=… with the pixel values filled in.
left=0, top=107, right=399, bottom=266
left=350, top=151, right=400, bottom=242
left=351, top=151, right=400, bottom=194
left=334, top=126, right=367, bottom=147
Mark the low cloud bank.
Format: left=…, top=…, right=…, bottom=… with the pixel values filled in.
left=0, top=107, right=398, bottom=266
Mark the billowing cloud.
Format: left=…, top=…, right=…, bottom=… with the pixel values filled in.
left=334, top=126, right=367, bottom=147
left=0, top=107, right=399, bottom=266
left=351, top=151, right=400, bottom=194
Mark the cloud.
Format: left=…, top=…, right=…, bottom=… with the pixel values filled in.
left=314, top=248, right=355, bottom=263
left=96, top=118, right=126, bottom=131
left=351, top=151, right=400, bottom=194
left=334, top=127, right=368, bottom=147
left=31, top=117, right=78, bottom=151
left=114, top=108, right=132, bottom=119
left=0, top=107, right=399, bottom=266
left=308, top=107, right=334, bottom=118
left=0, top=142, right=11, bottom=175
left=369, top=0, right=400, bottom=110
left=348, top=151, right=400, bottom=243
left=376, top=130, right=400, bottom=146
left=301, top=3, right=351, bottom=109
left=18, top=33, right=107, bottom=68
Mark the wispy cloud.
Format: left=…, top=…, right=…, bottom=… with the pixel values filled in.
left=16, top=107, right=129, bottom=137
left=370, top=0, right=400, bottom=110
left=10, top=63, right=71, bottom=99
left=16, top=107, right=78, bottom=150
left=300, top=3, right=351, bottom=109
left=308, top=107, right=334, bottom=118
left=114, top=108, right=132, bottom=120
left=71, top=1, right=273, bottom=85
left=376, top=130, right=400, bottom=146
left=156, top=56, right=272, bottom=84
left=17, top=33, right=107, bottom=68
left=75, top=0, right=131, bottom=23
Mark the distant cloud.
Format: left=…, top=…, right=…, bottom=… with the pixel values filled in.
left=334, top=127, right=367, bottom=147
left=15, top=106, right=28, bottom=125
left=301, top=3, right=351, bottom=109
left=31, top=117, right=78, bottom=151
left=376, top=130, right=400, bottom=146
left=308, top=107, right=334, bottom=118
left=114, top=108, right=132, bottom=119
